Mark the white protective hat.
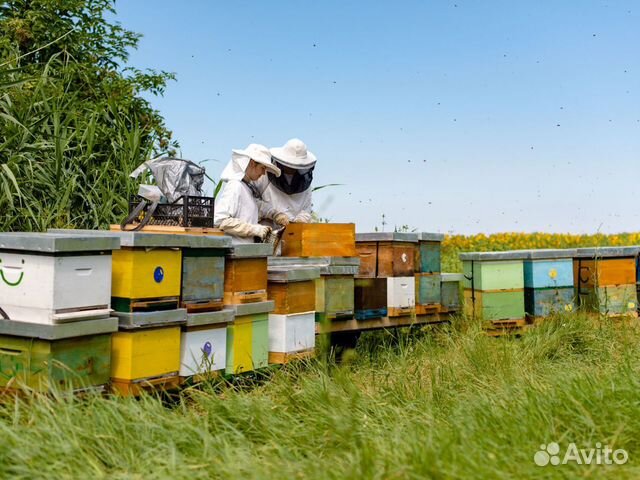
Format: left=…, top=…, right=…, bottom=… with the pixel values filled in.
left=270, top=138, right=317, bottom=169
left=232, top=144, right=281, bottom=177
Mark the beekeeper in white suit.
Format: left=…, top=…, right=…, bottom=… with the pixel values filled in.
left=256, top=138, right=316, bottom=227
left=214, top=144, right=281, bottom=244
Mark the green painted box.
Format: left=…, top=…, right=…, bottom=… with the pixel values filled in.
left=441, top=273, right=463, bottom=312
left=181, top=248, right=225, bottom=306
left=225, top=313, right=269, bottom=375
left=464, top=289, right=525, bottom=320
left=462, top=261, right=524, bottom=291
left=579, top=285, right=637, bottom=315
left=315, top=275, right=355, bottom=322
left=416, top=273, right=441, bottom=305
left=0, top=334, right=111, bottom=391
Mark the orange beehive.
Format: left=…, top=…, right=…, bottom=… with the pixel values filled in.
left=280, top=223, right=356, bottom=257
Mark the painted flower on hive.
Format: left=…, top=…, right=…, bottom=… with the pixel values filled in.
left=548, top=268, right=558, bottom=279
left=564, top=303, right=573, bottom=312
left=628, top=302, right=636, bottom=310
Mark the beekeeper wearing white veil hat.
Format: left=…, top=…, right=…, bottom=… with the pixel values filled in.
left=256, top=138, right=317, bottom=227
left=214, top=144, right=281, bottom=244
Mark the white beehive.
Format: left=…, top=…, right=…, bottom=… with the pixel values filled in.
left=0, top=233, right=119, bottom=325
left=179, top=309, right=232, bottom=377
left=268, top=311, right=315, bottom=354
left=387, top=276, right=416, bottom=309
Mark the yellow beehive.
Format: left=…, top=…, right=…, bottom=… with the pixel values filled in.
left=111, top=248, right=182, bottom=300
left=110, top=326, right=181, bottom=381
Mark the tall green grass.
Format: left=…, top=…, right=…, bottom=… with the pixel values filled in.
left=0, top=314, right=637, bottom=478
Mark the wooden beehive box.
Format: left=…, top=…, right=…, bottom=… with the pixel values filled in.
left=354, top=277, right=387, bottom=320
left=461, top=251, right=525, bottom=291
left=267, top=266, right=319, bottom=315
left=224, top=244, right=272, bottom=305
left=524, top=288, right=575, bottom=317
left=416, top=233, right=445, bottom=274
left=315, top=275, right=355, bottom=322
left=463, top=290, right=525, bottom=321
left=268, top=311, right=315, bottom=363
left=179, top=309, right=233, bottom=378
left=0, top=233, right=119, bottom=325
left=0, top=317, right=117, bottom=392
left=180, top=236, right=231, bottom=312
left=387, top=277, right=416, bottom=317
left=355, top=232, right=417, bottom=278
left=111, top=326, right=181, bottom=383
left=225, top=300, right=273, bottom=374
left=522, top=249, right=576, bottom=318
left=441, top=273, right=463, bottom=312
left=580, top=285, right=637, bottom=316
left=415, top=273, right=441, bottom=306
left=281, top=223, right=356, bottom=258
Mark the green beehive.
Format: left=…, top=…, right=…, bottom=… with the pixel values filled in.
left=0, top=317, right=117, bottom=391
left=416, top=233, right=444, bottom=274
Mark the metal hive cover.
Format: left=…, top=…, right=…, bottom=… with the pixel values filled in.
left=228, top=243, right=274, bottom=258
left=356, top=232, right=419, bottom=243
left=459, top=250, right=530, bottom=261
left=267, top=266, right=321, bottom=282
left=416, top=232, right=445, bottom=242
left=574, top=246, right=640, bottom=258
left=0, top=232, right=120, bottom=253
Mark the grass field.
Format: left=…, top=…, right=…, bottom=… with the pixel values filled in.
left=0, top=314, right=638, bottom=478
left=1, top=232, right=639, bottom=478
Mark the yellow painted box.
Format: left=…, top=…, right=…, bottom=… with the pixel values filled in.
left=225, top=313, right=269, bottom=375
left=111, top=247, right=182, bottom=301
left=110, top=326, right=181, bottom=381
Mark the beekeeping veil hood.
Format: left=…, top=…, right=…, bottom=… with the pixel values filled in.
left=130, top=156, right=205, bottom=203
left=220, top=144, right=281, bottom=181
left=268, top=138, right=316, bottom=195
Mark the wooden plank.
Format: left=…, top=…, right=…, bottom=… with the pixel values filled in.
left=316, top=314, right=448, bottom=334
left=268, top=349, right=315, bottom=365
left=280, top=223, right=356, bottom=257
left=111, top=373, right=180, bottom=397
left=181, top=299, right=224, bottom=313
left=415, top=304, right=440, bottom=316
left=110, top=224, right=224, bottom=236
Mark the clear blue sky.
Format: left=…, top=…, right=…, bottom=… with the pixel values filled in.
left=113, top=1, right=640, bottom=234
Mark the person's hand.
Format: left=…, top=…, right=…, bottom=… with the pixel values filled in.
left=274, top=212, right=290, bottom=227
left=252, top=225, right=272, bottom=241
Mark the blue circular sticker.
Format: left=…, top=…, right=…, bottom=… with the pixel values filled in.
left=153, top=266, right=164, bottom=283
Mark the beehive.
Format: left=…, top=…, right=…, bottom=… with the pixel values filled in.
left=0, top=233, right=119, bottom=325
left=269, top=257, right=357, bottom=323
left=267, top=266, right=319, bottom=363
left=179, top=309, right=233, bottom=378
left=461, top=251, right=526, bottom=323
left=179, top=235, right=231, bottom=312
left=574, top=247, right=639, bottom=316
left=415, top=273, right=441, bottom=313
left=440, top=273, right=463, bottom=312
left=523, top=249, right=576, bottom=318
left=280, top=223, right=356, bottom=257
left=354, top=277, right=387, bottom=320
left=49, top=230, right=193, bottom=313
left=223, top=243, right=271, bottom=305
left=111, top=326, right=181, bottom=382
left=387, top=276, right=416, bottom=317
left=355, top=233, right=417, bottom=278
left=416, top=233, right=445, bottom=274
left=0, top=317, right=117, bottom=392
left=225, top=301, right=273, bottom=374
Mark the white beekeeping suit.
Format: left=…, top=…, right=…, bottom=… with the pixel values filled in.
left=214, top=144, right=281, bottom=244
left=256, top=138, right=317, bottom=226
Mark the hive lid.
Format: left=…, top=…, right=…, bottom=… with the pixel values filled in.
left=185, top=308, right=234, bottom=327
left=356, top=232, right=419, bottom=243
left=267, top=266, right=321, bottom=282
left=0, top=232, right=120, bottom=253
left=319, top=265, right=359, bottom=275
left=416, top=232, right=445, bottom=242
left=48, top=228, right=231, bottom=249
left=114, top=309, right=187, bottom=330
left=459, top=250, right=530, bottom=261
left=227, top=300, right=275, bottom=317
left=0, top=317, right=119, bottom=340
left=441, top=273, right=465, bottom=282
left=228, top=243, right=274, bottom=258
left=574, top=246, right=640, bottom=258
left=524, top=249, right=578, bottom=259
left=268, top=256, right=360, bottom=267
